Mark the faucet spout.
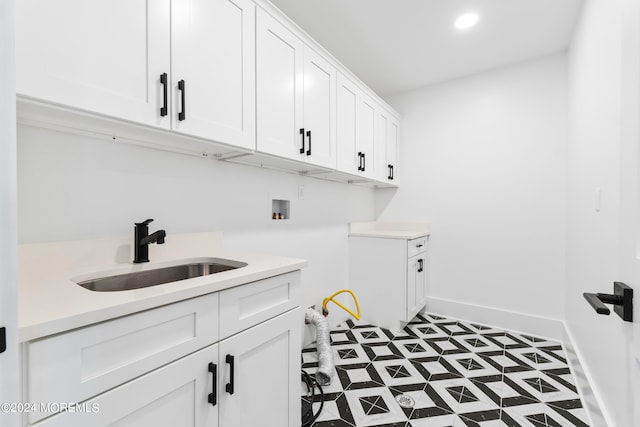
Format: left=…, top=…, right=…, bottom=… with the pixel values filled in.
left=141, top=230, right=166, bottom=246
left=133, top=219, right=166, bottom=263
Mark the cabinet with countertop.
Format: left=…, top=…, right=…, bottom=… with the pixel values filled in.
left=348, top=222, right=430, bottom=331
left=18, top=233, right=305, bottom=427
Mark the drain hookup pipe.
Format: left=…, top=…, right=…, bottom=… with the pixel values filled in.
left=305, top=290, right=361, bottom=386
left=305, top=308, right=334, bottom=386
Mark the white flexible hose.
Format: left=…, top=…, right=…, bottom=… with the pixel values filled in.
left=305, top=308, right=334, bottom=386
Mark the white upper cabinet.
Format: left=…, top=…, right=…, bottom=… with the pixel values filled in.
left=377, top=107, right=400, bottom=183
left=357, top=90, right=378, bottom=179
left=256, top=10, right=304, bottom=160
left=387, top=117, right=400, bottom=183
left=336, top=72, right=377, bottom=179
left=256, top=9, right=336, bottom=168
left=16, top=0, right=255, bottom=150
left=171, top=0, right=255, bottom=149
left=336, top=73, right=358, bottom=173
left=16, top=0, right=397, bottom=185
left=16, top=0, right=171, bottom=129
left=301, top=48, right=337, bottom=169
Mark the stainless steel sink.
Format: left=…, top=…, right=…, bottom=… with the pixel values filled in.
left=76, top=258, right=248, bottom=292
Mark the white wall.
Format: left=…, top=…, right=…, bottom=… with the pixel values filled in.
left=17, top=125, right=376, bottom=338
left=0, top=1, right=19, bottom=425
left=566, top=0, right=637, bottom=425
left=378, top=55, right=568, bottom=332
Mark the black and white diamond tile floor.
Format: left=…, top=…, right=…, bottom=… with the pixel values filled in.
left=301, top=313, right=590, bottom=427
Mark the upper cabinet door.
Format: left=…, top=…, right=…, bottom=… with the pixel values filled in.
left=377, top=107, right=400, bottom=183
left=171, top=0, right=255, bottom=150
left=336, top=72, right=379, bottom=179
left=15, top=0, right=171, bottom=129
left=336, top=73, right=359, bottom=174
left=302, top=48, right=337, bottom=169
left=387, top=116, right=400, bottom=184
left=357, top=91, right=378, bottom=179
left=256, top=9, right=304, bottom=160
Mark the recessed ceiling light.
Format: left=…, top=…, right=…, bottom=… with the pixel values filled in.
left=455, top=13, right=479, bottom=30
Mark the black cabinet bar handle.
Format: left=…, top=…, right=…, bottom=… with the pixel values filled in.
left=0, top=327, right=6, bottom=354
left=357, top=152, right=363, bottom=171
left=306, top=130, right=312, bottom=156
left=178, top=79, right=186, bottom=121
left=299, top=128, right=305, bottom=154
left=225, top=354, right=235, bottom=395
left=418, top=259, right=424, bottom=273
left=208, top=362, right=217, bottom=406
left=388, top=164, right=393, bottom=180
left=391, top=165, right=394, bottom=180
left=160, top=73, right=168, bottom=117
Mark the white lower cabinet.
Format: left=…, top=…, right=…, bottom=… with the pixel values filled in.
left=407, top=254, right=427, bottom=320
left=349, top=236, right=428, bottom=331
left=218, top=309, right=301, bottom=427
left=34, top=343, right=220, bottom=427
left=23, top=271, right=302, bottom=427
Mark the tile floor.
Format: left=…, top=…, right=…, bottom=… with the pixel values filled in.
left=301, top=313, right=589, bottom=427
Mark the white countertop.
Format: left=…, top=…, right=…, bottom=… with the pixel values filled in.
left=19, top=232, right=307, bottom=342
left=348, top=222, right=431, bottom=240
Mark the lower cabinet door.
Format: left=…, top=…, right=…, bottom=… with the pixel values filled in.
left=218, top=308, right=301, bottom=427
left=407, top=254, right=427, bottom=321
left=35, top=345, right=219, bottom=427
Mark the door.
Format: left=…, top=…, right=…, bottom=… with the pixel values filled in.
left=302, top=47, right=337, bottom=168
left=619, top=0, right=640, bottom=423
left=218, top=308, right=301, bottom=427
left=15, top=0, right=171, bottom=129
left=171, top=0, right=255, bottom=149
left=0, top=2, right=19, bottom=426
left=256, top=9, right=304, bottom=160
left=35, top=344, right=219, bottom=427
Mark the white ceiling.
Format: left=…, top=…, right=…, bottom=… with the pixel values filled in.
left=269, top=0, right=584, bottom=97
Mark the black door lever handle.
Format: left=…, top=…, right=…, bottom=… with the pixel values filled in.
left=583, top=293, right=611, bottom=315
left=583, top=282, right=633, bottom=322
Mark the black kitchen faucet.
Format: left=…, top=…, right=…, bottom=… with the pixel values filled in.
left=133, top=219, right=166, bottom=263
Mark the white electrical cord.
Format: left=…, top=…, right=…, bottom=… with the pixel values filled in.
left=305, top=308, right=334, bottom=386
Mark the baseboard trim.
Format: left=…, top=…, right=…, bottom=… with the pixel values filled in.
left=425, top=297, right=565, bottom=341
left=562, top=325, right=609, bottom=427
left=425, top=296, right=608, bottom=426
